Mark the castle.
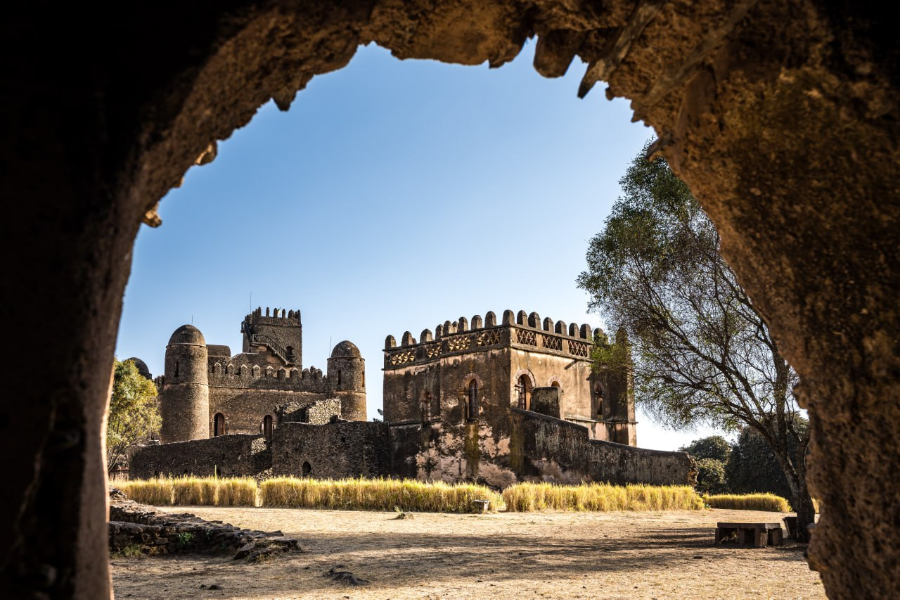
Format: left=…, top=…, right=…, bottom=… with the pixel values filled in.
left=154, top=307, right=365, bottom=444
left=383, top=309, right=637, bottom=446
left=131, top=306, right=691, bottom=488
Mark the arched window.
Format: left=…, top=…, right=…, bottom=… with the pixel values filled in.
left=467, top=379, right=478, bottom=421
left=262, top=415, right=274, bottom=441
left=516, top=375, right=532, bottom=410
left=174, top=361, right=179, bottom=378
left=213, top=413, right=226, bottom=437
left=302, top=461, right=312, bottom=476
left=594, top=382, right=604, bottom=418
left=421, top=392, right=432, bottom=422
left=337, top=369, right=342, bottom=386
left=286, top=346, right=294, bottom=361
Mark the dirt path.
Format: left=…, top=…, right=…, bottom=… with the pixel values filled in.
left=111, top=507, right=825, bottom=599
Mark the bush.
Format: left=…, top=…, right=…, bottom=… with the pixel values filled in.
left=679, top=436, right=732, bottom=463
left=502, top=483, right=704, bottom=512
left=704, top=493, right=791, bottom=512
left=259, top=477, right=501, bottom=513
left=725, top=423, right=806, bottom=498
left=172, top=477, right=218, bottom=505
left=695, top=458, right=729, bottom=495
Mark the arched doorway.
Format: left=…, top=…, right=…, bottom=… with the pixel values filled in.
left=516, top=375, right=532, bottom=411
left=262, top=415, right=273, bottom=441
left=213, top=413, right=226, bottom=437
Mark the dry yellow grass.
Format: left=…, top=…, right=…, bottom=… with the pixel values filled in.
left=502, top=482, right=704, bottom=512
left=260, top=477, right=502, bottom=513
left=703, top=493, right=791, bottom=512
left=216, top=478, right=258, bottom=506
left=119, top=477, right=257, bottom=506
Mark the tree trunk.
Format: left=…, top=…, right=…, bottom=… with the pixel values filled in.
left=793, top=479, right=816, bottom=543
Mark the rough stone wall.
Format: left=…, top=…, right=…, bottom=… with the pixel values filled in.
left=531, top=387, right=561, bottom=419
left=209, top=389, right=325, bottom=435
left=305, top=398, right=342, bottom=425
left=508, top=409, right=691, bottom=486
left=270, top=422, right=390, bottom=479
left=130, top=435, right=270, bottom=479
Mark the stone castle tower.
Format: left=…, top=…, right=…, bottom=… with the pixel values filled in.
left=155, top=307, right=366, bottom=443
left=161, top=325, right=209, bottom=443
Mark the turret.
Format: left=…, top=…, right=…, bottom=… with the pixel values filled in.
left=160, top=324, right=209, bottom=443
left=327, top=340, right=366, bottom=421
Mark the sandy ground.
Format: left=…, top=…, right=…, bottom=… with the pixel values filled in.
left=111, top=507, right=825, bottom=600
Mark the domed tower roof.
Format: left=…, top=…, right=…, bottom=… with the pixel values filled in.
left=125, top=357, right=152, bottom=379
left=330, top=340, right=361, bottom=358
left=168, top=324, right=206, bottom=346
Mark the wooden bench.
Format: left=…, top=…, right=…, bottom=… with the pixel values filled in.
left=715, top=522, right=783, bottom=547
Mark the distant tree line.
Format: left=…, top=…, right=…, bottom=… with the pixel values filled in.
left=681, top=422, right=806, bottom=499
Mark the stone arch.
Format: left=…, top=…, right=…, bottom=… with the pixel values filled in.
left=548, top=376, right=563, bottom=390
left=226, top=363, right=235, bottom=375
left=252, top=365, right=261, bottom=378
left=513, top=369, right=536, bottom=411
left=213, top=413, right=226, bottom=437
left=6, top=3, right=899, bottom=597
left=239, top=364, right=248, bottom=377
left=213, top=362, right=222, bottom=376
left=262, top=414, right=274, bottom=441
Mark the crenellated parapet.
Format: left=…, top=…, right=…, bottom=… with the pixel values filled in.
left=384, top=309, right=603, bottom=369
left=207, top=359, right=329, bottom=392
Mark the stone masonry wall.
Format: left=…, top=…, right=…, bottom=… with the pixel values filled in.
left=130, top=435, right=270, bottom=479
left=270, top=421, right=390, bottom=479
left=509, top=409, right=694, bottom=486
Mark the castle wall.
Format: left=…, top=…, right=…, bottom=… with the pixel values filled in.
left=270, top=421, right=390, bottom=479
left=509, top=346, right=594, bottom=418
left=209, top=389, right=332, bottom=435
left=508, top=409, right=692, bottom=486
left=130, top=435, right=270, bottom=479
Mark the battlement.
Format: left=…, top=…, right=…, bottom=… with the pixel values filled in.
left=207, top=360, right=328, bottom=391
left=384, top=309, right=604, bottom=369
left=243, top=306, right=302, bottom=327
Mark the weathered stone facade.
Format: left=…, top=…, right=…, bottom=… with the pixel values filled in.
left=134, top=308, right=691, bottom=489
left=149, top=307, right=366, bottom=444
left=383, top=310, right=637, bottom=444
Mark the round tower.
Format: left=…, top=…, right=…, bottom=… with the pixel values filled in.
left=160, top=324, right=209, bottom=443
left=327, top=340, right=366, bottom=421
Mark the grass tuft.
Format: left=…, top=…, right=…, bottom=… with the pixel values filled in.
left=119, top=477, right=257, bottom=506
left=502, top=482, right=704, bottom=512
left=259, top=477, right=502, bottom=513
left=703, top=493, right=791, bottom=512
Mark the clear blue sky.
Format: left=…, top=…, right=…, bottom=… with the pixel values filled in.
left=116, top=42, right=723, bottom=451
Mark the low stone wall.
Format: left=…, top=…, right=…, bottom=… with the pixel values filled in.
left=130, top=434, right=271, bottom=479
left=108, top=493, right=300, bottom=560
left=509, top=408, right=695, bottom=486
left=270, top=421, right=390, bottom=479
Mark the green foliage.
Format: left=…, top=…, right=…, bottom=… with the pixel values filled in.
left=176, top=532, right=194, bottom=547
left=680, top=436, right=732, bottom=463
left=725, top=423, right=806, bottom=499
left=694, top=458, right=729, bottom=495
left=577, top=142, right=813, bottom=532
left=107, top=359, right=159, bottom=475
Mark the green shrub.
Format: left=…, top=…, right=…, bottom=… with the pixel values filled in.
left=695, top=458, right=729, bottom=495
